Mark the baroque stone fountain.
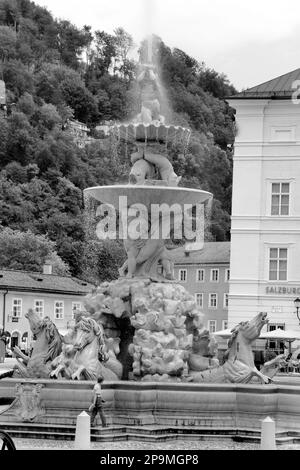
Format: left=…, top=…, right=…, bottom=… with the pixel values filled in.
left=1, top=41, right=295, bottom=437
left=9, top=40, right=280, bottom=386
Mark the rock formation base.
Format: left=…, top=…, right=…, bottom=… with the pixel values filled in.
left=83, top=278, right=205, bottom=382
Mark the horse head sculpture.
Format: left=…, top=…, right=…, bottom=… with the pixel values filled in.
left=51, top=316, right=119, bottom=381
left=13, top=309, right=62, bottom=378
left=25, top=308, right=43, bottom=336
left=229, top=311, right=268, bottom=346
left=73, top=316, right=108, bottom=362
left=224, top=312, right=268, bottom=364
left=27, top=310, right=62, bottom=361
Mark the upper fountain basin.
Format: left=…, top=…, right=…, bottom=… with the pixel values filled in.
left=110, top=123, right=191, bottom=145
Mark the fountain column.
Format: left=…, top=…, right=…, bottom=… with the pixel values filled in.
left=83, top=49, right=215, bottom=382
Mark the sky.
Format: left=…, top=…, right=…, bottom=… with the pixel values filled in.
left=33, top=0, right=300, bottom=91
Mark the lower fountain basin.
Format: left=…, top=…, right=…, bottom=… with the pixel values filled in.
left=1, top=378, right=300, bottom=435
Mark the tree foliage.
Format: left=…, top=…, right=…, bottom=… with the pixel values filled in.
left=0, top=226, right=69, bottom=274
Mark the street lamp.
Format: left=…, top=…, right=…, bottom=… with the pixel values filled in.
left=294, top=298, right=300, bottom=324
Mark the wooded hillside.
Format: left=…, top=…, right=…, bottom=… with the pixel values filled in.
left=0, top=0, right=236, bottom=283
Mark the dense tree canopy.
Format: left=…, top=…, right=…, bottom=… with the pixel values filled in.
left=0, top=226, right=69, bottom=274
left=0, top=0, right=236, bottom=284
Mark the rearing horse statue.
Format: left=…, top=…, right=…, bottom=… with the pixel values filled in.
left=190, top=312, right=273, bottom=384
left=51, top=316, right=119, bottom=381
left=13, top=309, right=62, bottom=378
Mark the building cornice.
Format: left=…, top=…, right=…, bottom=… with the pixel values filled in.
left=0, top=286, right=90, bottom=296
left=231, top=215, right=300, bottom=221
left=174, top=262, right=229, bottom=267
left=233, top=141, right=300, bottom=146
left=231, top=230, right=300, bottom=235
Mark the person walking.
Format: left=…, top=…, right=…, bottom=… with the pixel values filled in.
left=89, top=376, right=107, bottom=427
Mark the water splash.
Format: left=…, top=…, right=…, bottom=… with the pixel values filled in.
left=125, top=127, right=128, bottom=160
left=165, top=127, right=169, bottom=151
left=186, top=130, right=191, bottom=150
left=143, top=0, right=156, bottom=63
left=147, top=35, right=153, bottom=64
left=106, top=1, right=191, bottom=150
left=174, top=127, right=178, bottom=146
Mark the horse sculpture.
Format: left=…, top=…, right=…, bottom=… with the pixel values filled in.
left=13, top=309, right=62, bottom=378
left=188, top=327, right=219, bottom=372
left=190, top=312, right=273, bottom=384
left=50, top=316, right=119, bottom=381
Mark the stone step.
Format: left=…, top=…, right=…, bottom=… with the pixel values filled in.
left=4, top=429, right=300, bottom=445
left=0, top=421, right=291, bottom=434
left=1, top=421, right=257, bottom=435
left=1, top=421, right=298, bottom=443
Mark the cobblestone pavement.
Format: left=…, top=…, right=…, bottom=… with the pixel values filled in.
left=11, top=438, right=300, bottom=450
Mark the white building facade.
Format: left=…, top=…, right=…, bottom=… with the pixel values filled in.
left=228, top=69, right=300, bottom=334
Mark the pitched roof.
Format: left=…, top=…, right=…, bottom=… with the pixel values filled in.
left=229, top=68, right=300, bottom=99
left=172, top=242, right=230, bottom=265
left=0, top=269, right=94, bottom=295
